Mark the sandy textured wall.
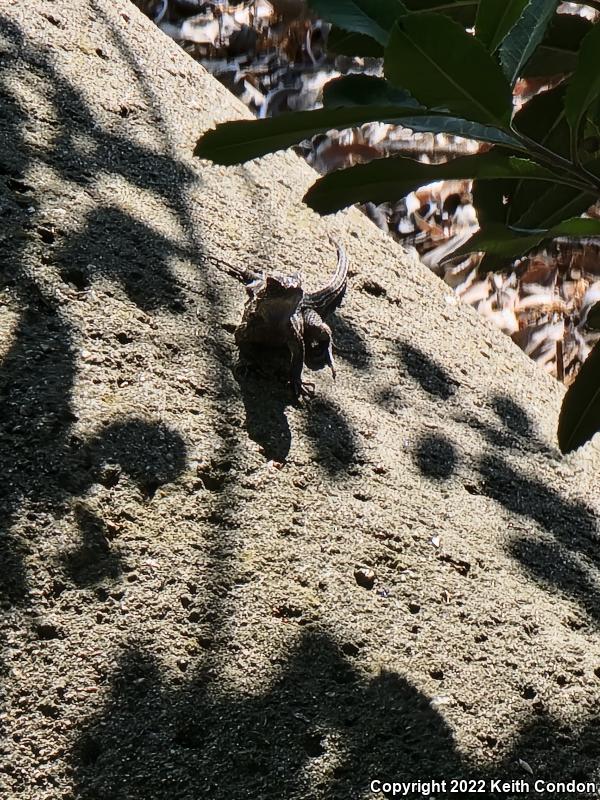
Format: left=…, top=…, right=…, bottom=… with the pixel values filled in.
left=1, top=1, right=600, bottom=798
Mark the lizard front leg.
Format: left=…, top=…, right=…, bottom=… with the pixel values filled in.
left=302, top=308, right=335, bottom=377
left=289, top=314, right=314, bottom=399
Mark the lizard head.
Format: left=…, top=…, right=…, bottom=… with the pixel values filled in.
left=253, top=272, right=304, bottom=319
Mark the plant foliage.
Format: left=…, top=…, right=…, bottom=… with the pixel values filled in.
left=195, top=0, right=600, bottom=452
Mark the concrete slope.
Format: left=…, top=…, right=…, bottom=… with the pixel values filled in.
left=1, top=1, right=600, bottom=798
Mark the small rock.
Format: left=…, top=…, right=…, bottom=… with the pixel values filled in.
left=518, top=758, right=534, bottom=776
left=430, top=695, right=451, bottom=708
left=354, top=567, right=375, bottom=590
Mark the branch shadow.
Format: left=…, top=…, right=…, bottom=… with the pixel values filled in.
left=70, top=629, right=600, bottom=799
left=397, top=342, right=460, bottom=400
left=400, top=344, right=600, bottom=622
left=303, top=396, right=363, bottom=474
left=0, top=12, right=197, bottom=603
left=330, top=314, right=372, bottom=371
left=55, top=207, right=190, bottom=313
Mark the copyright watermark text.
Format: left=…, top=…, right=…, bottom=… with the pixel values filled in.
left=370, top=779, right=600, bottom=796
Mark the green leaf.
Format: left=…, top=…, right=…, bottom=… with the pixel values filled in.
left=522, top=13, right=591, bottom=77
left=509, top=86, right=575, bottom=227
left=321, top=76, right=521, bottom=147
left=499, top=0, right=559, bottom=86
left=447, top=223, right=542, bottom=261
left=513, top=84, right=570, bottom=158
left=541, top=218, right=600, bottom=237
left=384, top=13, right=513, bottom=127
left=476, top=0, right=529, bottom=53
left=509, top=184, right=595, bottom=229
left=403, top=117, right=521, bottom=147
left=558, top=340, right=600, bottom=453
left=565, top=23, right=600, bottom=159
left=195, top=106, right=521, bottom=165
left=195, top=106, right=422, bottom=164
left=304, top=152, right=554, bottom=213
left=448, top=217, right=600, bottom=263
left=323, top=75, right=421, bottom=108
left=325, top=78, right=522, bottom=150
left=327, top=26, right=384, bottom=56
left=472, top=180, right=510, bottom=226
left=308, top=0, right=407, bottom=45
left=403, top=0, right=477, bottom=25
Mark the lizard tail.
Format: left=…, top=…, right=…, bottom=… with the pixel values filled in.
left=303, top=237, right=348, bottom=318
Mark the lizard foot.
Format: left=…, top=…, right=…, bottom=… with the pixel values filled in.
left=292, top=378, right=316, bottom=401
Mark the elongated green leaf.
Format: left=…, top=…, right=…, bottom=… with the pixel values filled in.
left=522, top=14, right=591, bottom=77
left=403, top=117, right=521, bottom=146
left=513, top=85, right=569, bottom=157
left=402, top=0, right=473, bottom=9
left=195, top=106, right=521, bottom=165
left=323, top=75, right=421, bottom=108
left=499, top=0, right=559, bottom=86
left=449, top=217, right=600, bottom=263
left=195, top=105, right=423, bottom=164
left=509, top=86, right=574, bottom=226
left=510, top=184, right=595, bottom=228
left=324, top=78, right=522, bottom=150
left=403, top=0, right=477, bottom=25
left=565, top=23, right=600, bottom=158
left=385, top=13, right=513, bottom=127
left=309, top=0, right=407, bottom=45
left=304, top=152, right=554, bottom=213
left=449, top=224, right=545, bottom=260
left=327, top=26, right=384, bottom=56
left=473, top=180, right=509, bottom=226
left=558, top=340, right=600, bottom=453
left=476, top=0, right=528, bottom=52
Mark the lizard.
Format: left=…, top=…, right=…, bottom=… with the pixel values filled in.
left=227, top=239, right=348, bottom=398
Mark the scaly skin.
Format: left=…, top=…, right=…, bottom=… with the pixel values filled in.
left=233, top=240, right=348, bottom=398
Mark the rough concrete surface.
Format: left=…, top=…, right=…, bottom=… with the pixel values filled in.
left=1, top=1, right=600, bottom=798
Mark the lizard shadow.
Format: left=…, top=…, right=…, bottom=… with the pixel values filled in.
left=234, top=353, right=362, bottom=470
left=234, top=349, right=293, bottom=462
